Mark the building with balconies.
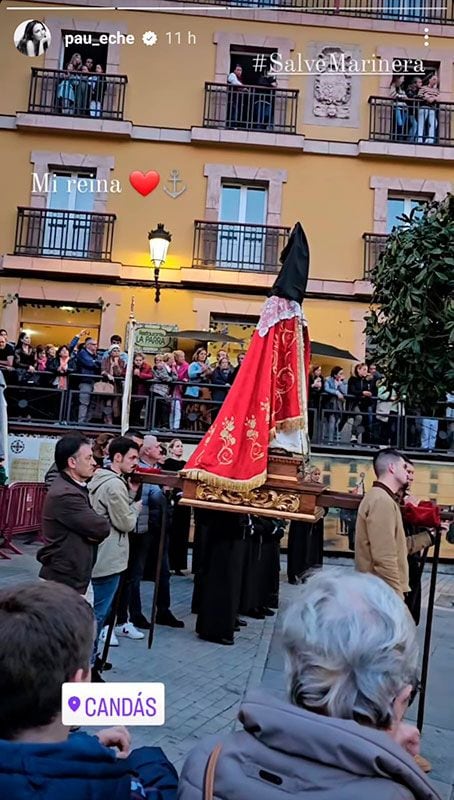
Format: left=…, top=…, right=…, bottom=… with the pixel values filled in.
left=0, top=0, right=452, bottom=365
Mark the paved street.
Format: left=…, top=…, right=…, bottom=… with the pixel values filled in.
left=1, top=541, right=453, bottom=797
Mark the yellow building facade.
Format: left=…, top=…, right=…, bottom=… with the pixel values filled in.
left=0, top=0, right=453, bottom=370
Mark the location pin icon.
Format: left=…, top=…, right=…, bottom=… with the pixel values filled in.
left=68, top=696, right=81, bottom=712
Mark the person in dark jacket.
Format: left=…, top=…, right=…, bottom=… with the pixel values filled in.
left=179, top=569, right=440, bottom=800
left=347, top=362, right=377, bottom=444
left=37, top=433, right=110, bottom=596
left=76, top=337, right=101, bottom=423
left=44, top=460, right=59, bottom=490
left=211, top=357, right=233, bottom=408
left=0, top=581, right=178, bottom=800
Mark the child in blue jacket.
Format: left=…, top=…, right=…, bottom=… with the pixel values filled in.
left=0, top=581, right=178, bottom=800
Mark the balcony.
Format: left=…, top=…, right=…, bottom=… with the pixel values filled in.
left=202, top=83, right=298, bottom=135
left=192, top=221, right=290, bottom=273
left=363, top=233, right=388, bottom=279
left=368, top=97, right=454, bottom=148
left=14, top=207, right=116, bottom=262
left=3, top=369, right=452, bottom=458
left=27, top=68, right=128, bottom=121
left=174, top=0, right=453, bottom=22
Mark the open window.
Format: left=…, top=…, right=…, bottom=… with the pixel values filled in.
left=229, top=45, right=274, bottom=86
left=61, top=30, right=109, bottom=71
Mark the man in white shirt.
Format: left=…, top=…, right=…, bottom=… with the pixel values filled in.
left=227, top=64, right=244, bottom=86
left=227, top=64, right=246, bottom=127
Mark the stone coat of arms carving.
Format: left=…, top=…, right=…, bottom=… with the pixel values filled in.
left=313, top=47, right=352, bottom=119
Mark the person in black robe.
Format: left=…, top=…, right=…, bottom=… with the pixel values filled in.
left=239, top=516, right=284, bottom=618
left=287, top=467, right=325, bottom=584
left=163, top=439, right=191, bottom=575
left=195, top=511, right=248, bottom=645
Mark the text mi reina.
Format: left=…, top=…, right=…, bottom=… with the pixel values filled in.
left=32, top=173, right=122, bottom=194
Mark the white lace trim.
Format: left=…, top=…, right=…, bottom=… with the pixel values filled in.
left=257, top=296, right=302, bottom=337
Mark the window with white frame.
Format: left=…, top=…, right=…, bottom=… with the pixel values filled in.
left=217, top=183, right=268, bottom=269
left=386, top=194, right=432, bottom=233
left=44, top=168, right=97, bottom=257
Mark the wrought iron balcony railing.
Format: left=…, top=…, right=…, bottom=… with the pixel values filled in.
left=363, top=233, right=388, bottom=279
left=203, top=82, right=299, bottom=134
left=3, top=369, right=452, bottom=454
left=172, top=0, right=453, bottom=22
left=369, top=96, right=454, bottom=147
left=193, top=221, right=290, bottom=273
left=27, top=68, right=128, bottom=121
left=14, top=207, right=116, bottom=261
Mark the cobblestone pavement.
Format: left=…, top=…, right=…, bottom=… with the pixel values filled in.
left=1, top=541, right=454, bottom=793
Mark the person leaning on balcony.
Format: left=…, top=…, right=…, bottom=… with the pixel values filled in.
left=323, top=366, right=347, bottom=443
left=417, top=74, right=439, bottom=144
left=76, top=337, right=101, bottom=424
left=405, top=76, right=423, bottom=142
left=90, top=64, right=107, bottom=118
left=227, top=64, right=248, bottom=127
left=100, top=344, right=126, bottom=425
left=171, top=350, right=189, bottom=430
left=48, top=345, right=76, bottom=390
left=308, top=365, right=325, bottom=441
left=13, top=332, right=37, bottom=382
left=130, top=351, right=152, bottom=426
left=151, top=353, right=173, bottom=429
left=186, top=348, right=213, bottom=431
left=388, top=75, right=409, bottom=141
left=347, top=363, right=377, bottom=445
left=57, top=62, right=77, bottom=115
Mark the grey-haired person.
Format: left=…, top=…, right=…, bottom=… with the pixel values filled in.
left=178, top=569, right=440, bottom=800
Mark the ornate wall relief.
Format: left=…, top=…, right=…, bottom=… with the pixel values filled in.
left=303, top=42, right=362, bottom=129
left=313, top=47, right=352, bottom=120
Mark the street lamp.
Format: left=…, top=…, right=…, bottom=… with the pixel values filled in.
left=148, top=223, right=172, bottom=303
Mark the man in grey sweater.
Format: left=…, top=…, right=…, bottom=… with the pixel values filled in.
left=88, top=436, right=141, bottom=655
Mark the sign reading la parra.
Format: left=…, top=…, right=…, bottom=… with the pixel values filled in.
left=132, top=324, right=178, bottom=354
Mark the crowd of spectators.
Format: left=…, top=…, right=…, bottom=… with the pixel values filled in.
left=1, top=326, right=451, bottom=451
left=0, top=328, right=246, bottom=432
left=309, top=361, right=452, bottom=451
left=56, top=54, right=107, bottom=117
left=388, top=73, right=440, bottom=144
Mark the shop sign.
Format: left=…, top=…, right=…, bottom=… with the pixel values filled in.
left=131, top=324, right=178, bottom=354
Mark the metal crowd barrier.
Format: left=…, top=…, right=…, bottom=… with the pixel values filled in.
left=0, top=482, right=46, bottom=556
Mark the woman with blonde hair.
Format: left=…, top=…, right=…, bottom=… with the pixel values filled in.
left=185, top=347, right=213, bottom=431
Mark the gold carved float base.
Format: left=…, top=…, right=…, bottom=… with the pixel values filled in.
left=180, top=455, right=326, bottom=522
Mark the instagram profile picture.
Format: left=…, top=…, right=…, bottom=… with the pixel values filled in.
left=14, top=20, right=51, bottom=57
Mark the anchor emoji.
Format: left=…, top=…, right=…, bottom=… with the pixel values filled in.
left=163, top=169, right=187, bottom=199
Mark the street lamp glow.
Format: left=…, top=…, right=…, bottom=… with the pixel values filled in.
left=148, top=223, right=172, bottom=268
left=148, top=223, right=172, bottom=303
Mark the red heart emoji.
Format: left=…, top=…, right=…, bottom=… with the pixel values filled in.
left=129, top=170, right=160, bottom=197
